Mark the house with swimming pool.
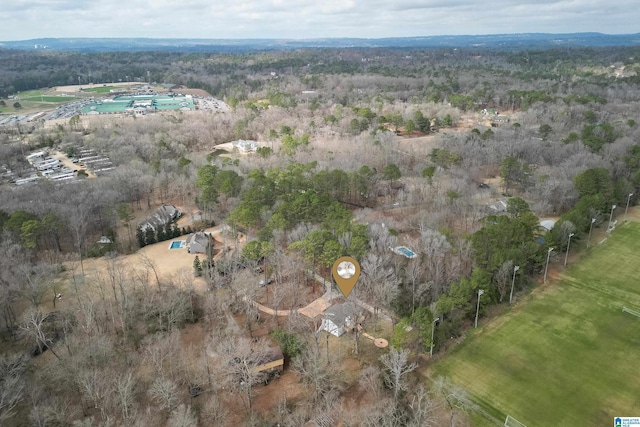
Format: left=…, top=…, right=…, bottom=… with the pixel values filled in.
left=186, top=231, right=211, bottom=254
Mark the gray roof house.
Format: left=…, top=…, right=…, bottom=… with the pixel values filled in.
left=319, top=303, right=358, bottom=337
left=186, top=231, right=211, bottom=254
left=488, top=200, right=507, bottom=213
left=139, top=205, right=180, bottom=233
left=231, top=139, right=259, bottom=153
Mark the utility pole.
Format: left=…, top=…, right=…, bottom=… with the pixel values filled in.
left=430, top=317, right=439, bottom=358
left=624, top=193, right=634, bottom=221
left=564, top=233, right=575, bottom=266
left=509, top=265, right=520, bottom=304
left=544, top=247, right=554, bottom=284
left=474, top=290, right=484, bottom=328
left=587, top=217, right=596, bottom=248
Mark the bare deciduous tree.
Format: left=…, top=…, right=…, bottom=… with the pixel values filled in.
left=293, top=342, right=342, bottom=404
left=407, top=385, right=438, bottom=427
left=199, top=394, right=229, bottom=427
left=20, top=308, right=61, bottom=360
left=114, top=370, right=136, bottom=420
left=379, top=348, right=417, bottom=402
left=405, top=258, right=426, bottom=314
left=358, top=365, right=383, bottom=400
left=361, top=252, right=399, bottom=329
left=139, top=253, right=162, bottom=292
left=495, top=260, right=514, bottom=303
left=432, top=376, right=476, bottom=427
left=149, top=377, right=179, bottom=412
left=17, top=262, right=55, bottom=309
left=0, top=354, right=27, bottom=423
left=167, top=404, right=198, bottom=427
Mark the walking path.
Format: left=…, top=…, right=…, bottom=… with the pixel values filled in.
left=245, top=270, right=394, bottom=323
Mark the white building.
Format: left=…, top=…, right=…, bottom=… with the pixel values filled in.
left=319, top=303, right=358, bottom=337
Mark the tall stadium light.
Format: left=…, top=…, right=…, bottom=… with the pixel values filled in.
left=609, top=204, right=617, bottom=228
left=587, top=217, right=596, bottom=248
left=544, top=247, right=554, bottom=284
left=474, top=289, right=485, bottom=328
left=624, top=193, right=634, bottom=221
left=430, top=317, right=439, bottom=358
left=509, top=265, right=520, bottom=305
left=564, top=233, right=575, bottom=266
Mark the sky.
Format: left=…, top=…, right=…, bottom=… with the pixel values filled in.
left=0, top=0, right=638, bottom=41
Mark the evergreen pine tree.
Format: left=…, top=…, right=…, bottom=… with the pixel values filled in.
left=193, top=256, right=202, bottom=277
left=163, top=223, right=172, bottom=240
left=156, top=225, right=166, bottom=242
left=145, top=228, right=156, bottom=245
left=136, top=227, right=146, bottom=248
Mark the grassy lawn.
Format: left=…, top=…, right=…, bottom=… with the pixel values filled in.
left=436, top=221, right=640, bottom=426
left=82, top=86, right=115, bottom=93
left=22, top=96, right=77, bottom=103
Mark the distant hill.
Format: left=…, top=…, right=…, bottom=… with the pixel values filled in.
left=2, top=33, right=640, bottom=53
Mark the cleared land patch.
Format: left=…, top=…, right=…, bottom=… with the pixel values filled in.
left=436, top=221, right=640, bottom=426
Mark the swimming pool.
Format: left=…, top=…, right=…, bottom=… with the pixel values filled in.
left=169, top=241, right=185, bottom=249
left=393, top=246, right=417, bottom=258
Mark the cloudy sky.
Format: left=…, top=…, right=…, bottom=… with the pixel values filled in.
left=0, top=0, right=637, bottom=41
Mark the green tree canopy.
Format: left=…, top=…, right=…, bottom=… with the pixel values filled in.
left=573, top=167, right=614, bottom=200
left=472, top=213, right=540, bottom=274
left=383, top=164, right=401, bottom=182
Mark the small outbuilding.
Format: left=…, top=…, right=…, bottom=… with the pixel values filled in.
left=540, top=219, right=556, bottom=231
left=249, top=346, right=285, bottom=375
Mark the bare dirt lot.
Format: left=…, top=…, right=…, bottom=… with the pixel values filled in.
left=169, top=86, right=212, bottom=97
left=53, top=81, right=141, bottom=93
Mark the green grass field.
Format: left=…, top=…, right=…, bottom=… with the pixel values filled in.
left=82, top=86, right=115, bottom=93
left=436, top=221, right=640, bottom=426
left=22, top=96, right=77, bottom=103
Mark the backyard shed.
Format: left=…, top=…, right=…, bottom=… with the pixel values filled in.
left=249, top=347, right=285, bottom=375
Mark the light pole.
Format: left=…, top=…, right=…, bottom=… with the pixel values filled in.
left=624, top=193, right=633, bottom=221
left=474, top=289, right=484, bottom=328
left=587, top=217, right=596, bottom=248
left=509, top=265, right=520, bottom=304
left=430, top=317, right=439, bottom=358
left=544, top=247, right=554, bottom=284
left=564, top=233, right=575, bottom=266
left=609, top=204, right=617, bottom=229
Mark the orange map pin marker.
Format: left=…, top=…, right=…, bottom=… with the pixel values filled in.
left=332, top=256, right=361, bottom=298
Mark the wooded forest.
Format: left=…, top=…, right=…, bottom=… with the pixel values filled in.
left=1, top=44, right=640, bottom=426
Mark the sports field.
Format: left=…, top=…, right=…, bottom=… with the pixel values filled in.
left=436, top=221, right=640, bottom=426
left=22, top=96, right=77, bottom=102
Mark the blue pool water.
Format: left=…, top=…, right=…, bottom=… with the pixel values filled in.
left=396, top=247, right=416, bottom=257
left=170, top=241, right=182, bottom=249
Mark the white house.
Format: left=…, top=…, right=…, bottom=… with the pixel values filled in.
left=319, top=303, right=357, bottom=337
